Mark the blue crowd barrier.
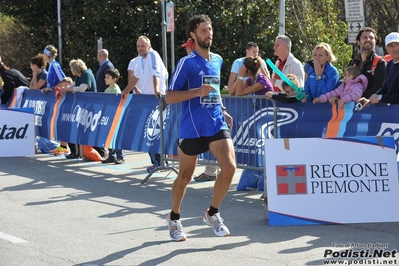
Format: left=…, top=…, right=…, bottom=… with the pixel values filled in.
left=4, top=90, right=399, bottom=170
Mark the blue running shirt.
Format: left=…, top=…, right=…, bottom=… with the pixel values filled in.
left=168, top=51, right=228, bottom=138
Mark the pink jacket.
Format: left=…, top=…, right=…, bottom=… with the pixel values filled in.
left=319, top=74, right=368, bottom=103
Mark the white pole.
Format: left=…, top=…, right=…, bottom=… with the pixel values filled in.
left=279, top=0, right=285, bottom=35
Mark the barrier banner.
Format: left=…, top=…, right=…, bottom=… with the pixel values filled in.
left=265, top=137, right=399, bottom=225
left=7, top=89, right=399, bottom=162
left=20, top=90, right=58, bottom=137
left=19, top=91, right=161, bottom=152
left=227, top=100, right=399, bottom=165
left=0, top=108, right=35, bottom=157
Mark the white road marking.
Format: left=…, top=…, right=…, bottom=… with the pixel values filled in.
left=0, top=232, right=28, bottom=243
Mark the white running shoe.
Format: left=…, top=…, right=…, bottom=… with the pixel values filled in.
left=166, top=213, right=186, bottom=241
left=203, top=209, right=230, bottom=237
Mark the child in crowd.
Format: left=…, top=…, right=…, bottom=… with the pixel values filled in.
left=265, top=74, right=305, bottom=103
left=47, top=77, right=74, bottom=155
left=313, top=66, right=368, bottom=109
left=101, top=68, right=125, bottom=164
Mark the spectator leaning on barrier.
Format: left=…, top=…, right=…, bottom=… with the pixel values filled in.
left=228, top=41, right=270, bottom=95
left=0, top=56, right=30, bottom=105
left=233, top=56, right=273, bottom=96
left=96, top=49, right=114, bottom=93
left=165, top=14, right=236, bottom=241
left=62, top=59, right=97, bottom=94
left=350, top=27, right=386, bottom=98
left=270, top=35, right=304, bottom=92
left=265, top=73, right=303, bottom=103
left=121, top=35, right=169, bottom=173
left=313, top=66, right=367, bottom=109
left=122, top=36, right=168, bottom=96
left=302, top=42, right=340, bottom=102
left=43, top=45, right=66, bottom=89
left=126, top=56, right=142, bottom=93
left=359, top=32, right=399, bottom=106
left=61, top=59, right=97, bottom=159
left=45, top=77, right=74, bottom=156
left=29, top=54, right=48, bottom=90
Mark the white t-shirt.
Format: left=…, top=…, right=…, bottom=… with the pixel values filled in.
left=127, top=57, right=139, bottom=72
left=133, top=49, right=168, bottom=95
left=127, top=57, right=142, bottom=93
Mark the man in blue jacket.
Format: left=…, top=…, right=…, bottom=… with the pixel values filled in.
left=96, top=49, right=114, bottom=93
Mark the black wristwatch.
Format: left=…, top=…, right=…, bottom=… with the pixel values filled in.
left=316, top=75, right=323, bottom=80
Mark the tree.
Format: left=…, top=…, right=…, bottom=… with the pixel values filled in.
left=0, top=14, right=38, bottom=76
left=2, top=0, right=389, bottom=86
left=285, top=0, right=352, bottom=76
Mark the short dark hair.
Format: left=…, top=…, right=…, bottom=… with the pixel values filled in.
left=105, top=68, right=120, bottom=82
left=356, top=27, right=377, bottom=42
left=186, top=14, right=212, bottom=37
left=245, top=42, right=258, bottom=51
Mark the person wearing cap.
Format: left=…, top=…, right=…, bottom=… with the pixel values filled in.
left=181, top=38, right=195, bottom=54
left=359, top=32, right=399, bottom=106
left=350, top=27, right=386, bottom=98
left=227, top=41, right=270, bottom=95
left=43, top=45, right=66, bottom=89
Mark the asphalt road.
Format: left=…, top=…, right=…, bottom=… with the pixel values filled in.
left=1, top=152, right=398, bottom=266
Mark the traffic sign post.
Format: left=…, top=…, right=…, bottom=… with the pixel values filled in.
left=345, top=0, right=365, bottom=44
left=345, top=0, right=365, bottom=21
left=347, top=20, right=365, bottom=44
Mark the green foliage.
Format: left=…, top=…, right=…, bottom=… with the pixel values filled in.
left=0, top=0, right=387, bottom=86
left=0, top=13, right=36, bottom=76
left=286, top=0, right=352, bottom=76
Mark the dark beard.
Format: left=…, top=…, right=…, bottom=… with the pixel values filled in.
left=196, top=37, right=211, bottom=49
left=360, top=43, right=374, bottom=53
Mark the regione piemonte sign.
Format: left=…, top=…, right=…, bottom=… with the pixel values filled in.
left=265, top=137, right=399, bottom=226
